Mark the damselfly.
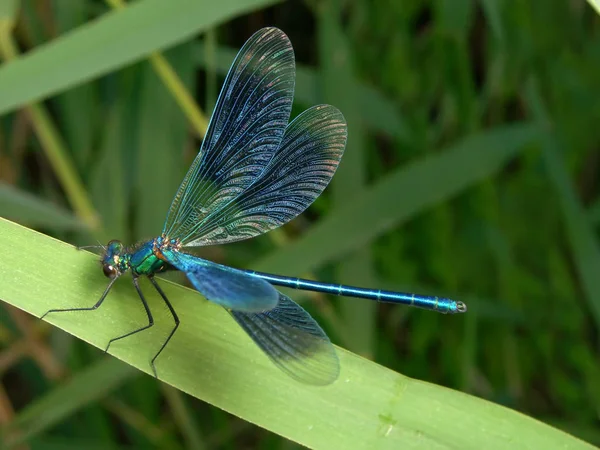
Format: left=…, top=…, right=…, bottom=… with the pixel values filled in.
left=42, top=28, right=466, bottom=385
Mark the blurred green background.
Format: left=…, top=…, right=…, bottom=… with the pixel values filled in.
left=1, top=0, right=600, bottom=448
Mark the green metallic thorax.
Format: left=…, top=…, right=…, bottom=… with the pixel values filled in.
left=128, top=240, right=167, bottom=276
left=102, top=237, right=180, bottom=278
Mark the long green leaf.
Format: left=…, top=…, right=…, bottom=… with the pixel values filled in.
left=0, top=0, right=278, bottom=114
left=2, top=358, right=137, bottom=448
left=587, top=0, right=600, bottom=15
left=525, top=81, right=600, bottom=328
left=0, top=218, right=591, bottom=449
left=0, top=183, right=86, bottom=230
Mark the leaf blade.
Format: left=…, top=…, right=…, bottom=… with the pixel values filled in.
left=0, top=0, right=279, bottom=114
left=0, top=217, right=591, bottom=449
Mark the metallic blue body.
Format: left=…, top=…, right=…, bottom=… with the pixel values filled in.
left=244, top=271, right=465, bottom=314
left=159, top=245, right=279, bottom=312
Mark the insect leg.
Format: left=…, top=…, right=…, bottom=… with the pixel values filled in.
left=148, top=276, right=179, bottom=379
left=40, top=276, right=119, bottom=320
left=104, top=277, right=155, bottom=371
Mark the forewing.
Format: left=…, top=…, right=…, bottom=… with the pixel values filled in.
left=162, top=250, right=278, bottom=312
left=184, top=104, right=347, bottom=246
left=230, top=292, right=340, bottom=385
left=163, top=28, right=295, bottom=244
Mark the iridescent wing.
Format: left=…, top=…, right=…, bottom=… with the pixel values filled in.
left=230, top=292, right=340, bottom=385
left=163, top=28, right=295, bottom=242
left=181, top=104, right=347, bottom=246
left=160, top=250, right=278, bottom=312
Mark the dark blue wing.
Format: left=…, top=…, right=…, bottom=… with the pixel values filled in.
left=163, top=28, right=295, bottom=244
left=182, top=105, right=347, bottom=246
left=230, top=292, right=340, bottom=385
left=161, top=250, right=278, bottom=312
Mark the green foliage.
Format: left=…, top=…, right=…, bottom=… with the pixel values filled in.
left=0, top=0, right=599, bottom=448
left=0, top=218, right=592, bottom=449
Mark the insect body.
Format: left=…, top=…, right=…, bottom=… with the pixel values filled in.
left=42, top=28, right=466, bottom=386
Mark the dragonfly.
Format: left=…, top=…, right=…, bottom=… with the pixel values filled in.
left=42, top=27, right=466, bottom=386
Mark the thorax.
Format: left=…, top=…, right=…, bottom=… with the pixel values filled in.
left=129, top=239, right=168, bottom=276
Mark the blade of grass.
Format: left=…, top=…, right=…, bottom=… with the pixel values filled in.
left=88, top=97, right=130, bottom=242
left=525, top=79, right=600, bottom=329
left=102, top=396, right=180, bottom=449
left=146, top=52, right=208, bottom=138
left=0, top=0, right=18, bottom=21
left=25, top=103, right=100, bottom=229
left=161, top=385, right=206, bottom=450
left=53, top=2, right=98, bottom=170
left=1, top=357, right=137, bottom=448
left=0, top=218, right=592, bottom=449
left=0, top=183, right=85, bottom=230
left=0, top=0, right=280, bottom=115
left=252, top=123, right=540, bottom=276
left=588, top=197, right=600, bottom=226
left=204, top=28, right=217, bottom=113
left=587, top=0, right=600, bottom=15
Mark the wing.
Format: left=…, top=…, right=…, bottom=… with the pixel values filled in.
left=182, top=104, right=347, bottom=246
left=230, top=292, right=340, bottom=385
left=161, top=250, right=278, bottom=312
left=163, top=27, right=295, bottom=243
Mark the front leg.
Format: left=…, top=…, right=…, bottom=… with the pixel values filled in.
left=40, top=277, right=119, bottom=320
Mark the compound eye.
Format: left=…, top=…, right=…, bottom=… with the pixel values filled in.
left=107, top=240, right=123, bottom=255
left=102, top=264, right=117, bottom=278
